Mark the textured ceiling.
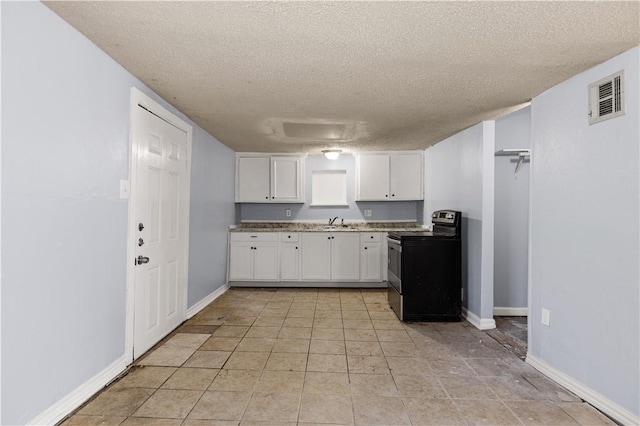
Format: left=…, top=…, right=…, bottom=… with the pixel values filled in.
left=45, top=1, right=639, bottom=154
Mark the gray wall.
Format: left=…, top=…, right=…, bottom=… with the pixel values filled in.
left=529, top=47, right=639, bottom=417
left=239, top=154, right=422, bottom=223
left=493, top=107, right=530, bottom=310
left=188, top=126, right=236, bottom=307
left=1, top=3, right=235, bottom=424
left=424, top=122, right=495, bottom=324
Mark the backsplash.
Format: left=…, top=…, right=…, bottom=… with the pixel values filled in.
left=239, top=200, right=422, bottom=222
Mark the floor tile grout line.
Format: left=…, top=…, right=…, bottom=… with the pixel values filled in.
left=68, top=288, right=609, bottom=426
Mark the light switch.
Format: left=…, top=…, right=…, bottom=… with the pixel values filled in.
left=541, top=308, right=550, bottom=326
left=285, top=209, right=292, bottom=217
left=364, top=209, right=372, bottom=217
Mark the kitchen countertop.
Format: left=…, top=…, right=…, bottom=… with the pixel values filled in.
left=229, top=222, right=428, bottom=232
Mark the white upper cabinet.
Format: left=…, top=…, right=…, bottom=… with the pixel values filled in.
left=389, top=153, right=423, bottom=200
left=271, top=157, right=303, bottom=202
left=356, top=151, right=423, bottom=201
left=356, top=153, right=390, bottom=201
left=236, top=156, right=271, bottom=202
left=236, top=154, right=305, bottom=203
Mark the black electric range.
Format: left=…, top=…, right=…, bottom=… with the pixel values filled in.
left=387, top=210, right=462, bottom=321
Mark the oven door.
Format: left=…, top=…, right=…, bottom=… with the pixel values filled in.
left=387, top=236, right=403, bottom=320
left=387, top=237, right=402, bottom=292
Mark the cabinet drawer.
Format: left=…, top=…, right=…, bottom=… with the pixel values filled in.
left=280, top=232, right=300, bottom=242
left=230, top=232, right=279, bottom=242
left=360, top=232, right=382, bottom=242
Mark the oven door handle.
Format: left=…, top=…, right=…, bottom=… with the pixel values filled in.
left=387, top=237, right=402, bottom=252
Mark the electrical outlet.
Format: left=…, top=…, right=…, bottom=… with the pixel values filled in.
left=541, top=308, right=550, bottom=326
left=364, top=209, right=372, bottom=217
left=285, top=209, right=292, bottom=218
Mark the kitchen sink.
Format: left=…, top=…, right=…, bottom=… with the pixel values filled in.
left=318, top=225, right=356, bottom=231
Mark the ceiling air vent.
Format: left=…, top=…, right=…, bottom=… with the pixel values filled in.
left=589, top=70, right=625, bottom=125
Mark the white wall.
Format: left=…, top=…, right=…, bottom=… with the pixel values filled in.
left=239, top=154, right=422, bottom=223
left=494, top=107, right=530, bottom=311
left=424, top=121, right=495, bottom=327
left=1, top=3, right=235, bottom=424
left=528, top=46, right=639, bottom=421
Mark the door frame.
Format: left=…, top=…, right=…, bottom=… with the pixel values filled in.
left=125, top=87, right=193, bottom=361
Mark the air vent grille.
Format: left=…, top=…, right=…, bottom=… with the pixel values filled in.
left=589, top=71, right=625, bottom=124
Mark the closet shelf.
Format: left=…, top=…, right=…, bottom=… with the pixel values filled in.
left=495, top=149, right=530, bottom=173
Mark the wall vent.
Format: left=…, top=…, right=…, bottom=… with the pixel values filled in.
left=588, top=70, right=625, bottom=124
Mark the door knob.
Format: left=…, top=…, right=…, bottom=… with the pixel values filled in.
left=136, top=255, right=150, bottom=265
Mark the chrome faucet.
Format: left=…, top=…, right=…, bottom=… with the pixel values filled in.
left=328, top=216, right=339, bottom=226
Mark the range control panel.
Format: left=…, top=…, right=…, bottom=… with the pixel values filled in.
left=431, top=210, right=460, bottom=226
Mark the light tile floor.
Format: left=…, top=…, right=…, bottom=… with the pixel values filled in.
left=61, top=288, right=615, bottom=425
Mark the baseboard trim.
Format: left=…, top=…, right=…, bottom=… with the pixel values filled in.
left=27, top=354, right=129, bottom=426
left=26, top=285, right=229, bottom=426
left=493, top=307, right=528, bottom=316
left=186, top=283, right=229, bottom=319
left=462, top=307, right=496, bottom=330
left=229, top=281, right=387, bottom=288
left=526, top=353, right=639, bottom=426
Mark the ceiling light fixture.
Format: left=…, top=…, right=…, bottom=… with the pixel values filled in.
left=322, top=149, right=342, bottom=160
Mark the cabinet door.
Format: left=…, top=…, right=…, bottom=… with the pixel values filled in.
left=331, top=233, right=361, bottom=281
left=280, top=242, right=301, bottom=280
left=360, top=242, right=382, bottom=281
left=301, top=233, right=331, bottom=280
left=389, top=153, right=423, bottom=200
left=357, top=154, right=390, bottom=201
left=229, top=243, right=253, bottom=280
left=253, top=243, right=279, bottom=281
left=236, top=156, right=270, bottom=202
left=271, top=156, right=303, bottom=202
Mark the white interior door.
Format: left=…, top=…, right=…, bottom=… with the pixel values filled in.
left=132, top=101, right=190, bottom=359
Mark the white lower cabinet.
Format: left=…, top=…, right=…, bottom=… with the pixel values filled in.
left=228, top=233, right=279, bottom=281
left=280, top=233, right=301, bottom=280
left=229, top=231, right=385, bottom=283
left=331, top=233, right=361, bottom=280
left=360, top=233, right=383, bottom=281
left=300, top=233, right=331, bottom=280
left=301, top=232, right=360, bottom=281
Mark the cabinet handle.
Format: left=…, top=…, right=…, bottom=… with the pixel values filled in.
left=295, top=247, right=298, bottom=249
left=288, top=235, right=291, bottom=238
left=370, top=236, right=374, bottom=239
left=392, top=194, right=395, bottom=197
left=385, top=194, right=388, bottom=197
left=364, top=247, right=368, bottom=250
left=265, top=196, right=268, bottom=199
